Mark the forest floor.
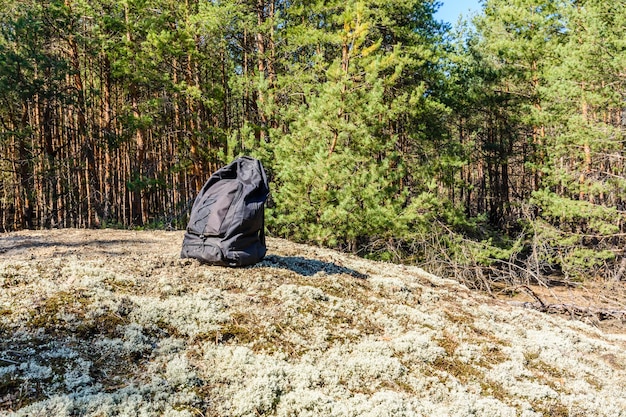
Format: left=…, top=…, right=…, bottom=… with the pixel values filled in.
left=1, top=229, right=625, bottom=416
left=494, top=272, right=626, bottom=334
left=494, top=277, right=626, bottom=336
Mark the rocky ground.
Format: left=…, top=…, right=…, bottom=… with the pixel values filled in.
left=1, top=229, right=625, bottom=416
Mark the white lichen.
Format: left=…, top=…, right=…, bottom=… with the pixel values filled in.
left=2, top=230, right=625, bottom=417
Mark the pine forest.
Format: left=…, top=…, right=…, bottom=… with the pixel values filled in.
left=1, top=0, right=625, bottom=287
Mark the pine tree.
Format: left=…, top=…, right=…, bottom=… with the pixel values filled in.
left=261, top=0, right=448, bottom=252
left=464, top=0, right=626, bottom=279
left=0, top=0, right=75, bottom=228
left=532, top=0, right=626, bottom=278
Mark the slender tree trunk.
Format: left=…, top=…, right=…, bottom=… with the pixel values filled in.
left=125, top=3, right=147, bottom=225
left=255, top=0, right=271, bottom=143
left=580, top=91, right=592, bottom=201
left=102, top=54, right=113, bottom=224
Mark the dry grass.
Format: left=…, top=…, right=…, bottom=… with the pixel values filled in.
left=1, top=229, right=625, bottom=416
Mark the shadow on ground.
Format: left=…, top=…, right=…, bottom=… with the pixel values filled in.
left=260, top=254, right=368, bottom=279
left=0, top=235, right=149, bottom=256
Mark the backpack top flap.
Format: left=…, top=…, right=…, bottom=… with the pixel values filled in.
left=237, top=156, right=269, bottom=202
left=186, top=156, right=269, bottom=239
left=222, top=157, right=269, bottom=239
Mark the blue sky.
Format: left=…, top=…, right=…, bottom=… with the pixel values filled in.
left=434, top=0, right=482, bottom=24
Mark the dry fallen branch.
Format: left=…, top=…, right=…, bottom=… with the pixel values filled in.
left=510, top=301, right=626, bottom=322
left=0, top=357, right=20, bottom=365
left=506, top=284, right=626, bottom=323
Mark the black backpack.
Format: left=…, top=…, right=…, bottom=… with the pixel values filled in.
left=181, top=156, right=269, bottom=266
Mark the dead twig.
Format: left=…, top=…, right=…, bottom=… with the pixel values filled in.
left=0, top=357, right=20, bottom=365
left=510, top=301, right=626, bottom=322
left=517, top=285, right=547, bottom=308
